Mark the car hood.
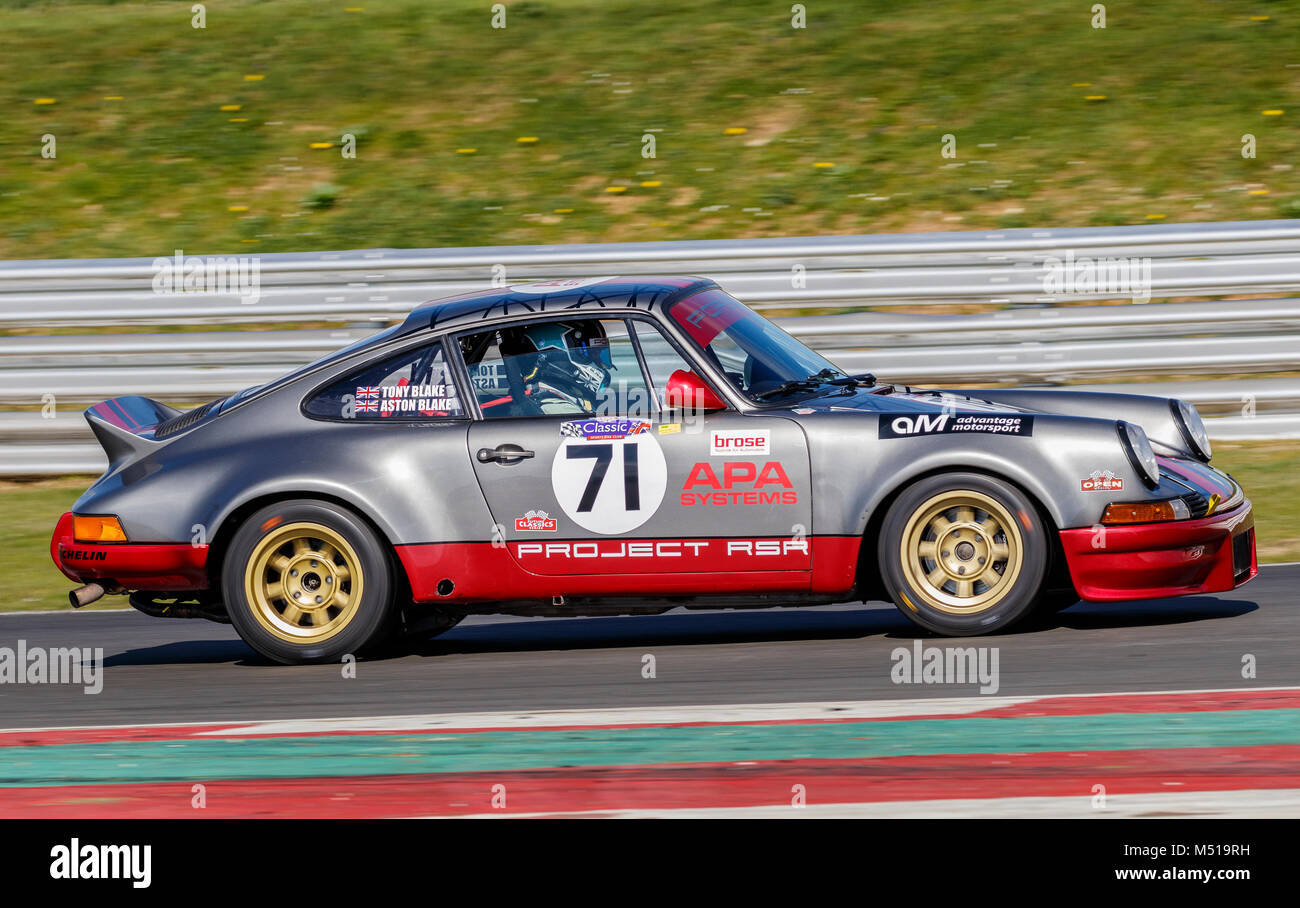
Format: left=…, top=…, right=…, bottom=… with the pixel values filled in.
left=776, top=384, right=1197, bottom=458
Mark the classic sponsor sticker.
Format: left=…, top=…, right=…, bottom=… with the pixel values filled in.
left=1081, top=470, right=1124, bottom=492
left=710, top=429, right=770, bottom=456
left=514, top=509, right=558, bottom=532
left=560, top=418, right=650, bottom=440
left=878, top=412, right=1034, bottom=438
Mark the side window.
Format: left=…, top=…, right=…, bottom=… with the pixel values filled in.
left=630, top=320, right=714, bottom=408
left=458, top=318, right=653, bottom=419
left=305, top=340, right=464, bottom=420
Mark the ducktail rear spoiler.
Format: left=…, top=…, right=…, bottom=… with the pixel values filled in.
left=84, top=396, right=181, bottom=471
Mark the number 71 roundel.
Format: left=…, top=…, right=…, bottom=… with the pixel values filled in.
left=551, top=432, right=668, bottom=535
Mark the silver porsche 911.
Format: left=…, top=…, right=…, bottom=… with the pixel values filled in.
left=51, top=277, right=1256, bottom=664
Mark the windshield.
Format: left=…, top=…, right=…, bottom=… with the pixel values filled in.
left=666, top=288, right=844, bottom=401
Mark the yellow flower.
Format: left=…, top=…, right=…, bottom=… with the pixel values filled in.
left=605, top=186, right=627, bottom=193
left=813, top=162, right=835, bottom=168
left=228, top=205, right=249, bottom=212
left=34, top=98, right=56, bottom=105
left=517, top=136, right=539, bottom=143
left=724, top=127, right=747, bottom=135
left=309, top=142, right=334, bottom=149
left=456, top=148, right=477, bottom=154
left=640, top=180, right=662, bottom=187
left=220, top=104, right=241, bottom=111
left=244, top=75, right=265, bottom=82
left=1263, top=110, right=1284, bottom=116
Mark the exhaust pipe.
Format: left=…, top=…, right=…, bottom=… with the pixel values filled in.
left=69, top=583, right=105, bottom=608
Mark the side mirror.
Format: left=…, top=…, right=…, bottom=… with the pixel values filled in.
left=665, top=369, right=727, bottom=412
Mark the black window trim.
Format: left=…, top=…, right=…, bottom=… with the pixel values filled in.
left=299, top=335, right=471, bottom=424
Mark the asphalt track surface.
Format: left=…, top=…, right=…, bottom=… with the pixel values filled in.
left=1, top=564, right=1295, bottom=730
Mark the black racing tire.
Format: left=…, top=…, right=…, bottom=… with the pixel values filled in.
left=222, top=499, right=396, bottom=665
left=878, top=472, right=1049, bottom=636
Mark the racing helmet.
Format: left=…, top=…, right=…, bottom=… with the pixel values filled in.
left=518, top=320, right=613, bottom=394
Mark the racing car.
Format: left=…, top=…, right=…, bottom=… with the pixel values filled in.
left=51, top=276, right=1256, bottom=664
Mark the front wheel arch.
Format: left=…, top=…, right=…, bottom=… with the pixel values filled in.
left=855, top=466, right=1061, bottom=615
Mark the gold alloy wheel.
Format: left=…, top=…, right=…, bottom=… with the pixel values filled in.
left=243, top=521, right=364, bottom=644
left=898, top=490, right=1024, bottom=615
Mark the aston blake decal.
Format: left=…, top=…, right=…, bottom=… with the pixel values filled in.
left=879, top=413, right=1034, bottom=438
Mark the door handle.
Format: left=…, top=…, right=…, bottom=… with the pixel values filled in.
left=477, top=444, right=536, bottom=464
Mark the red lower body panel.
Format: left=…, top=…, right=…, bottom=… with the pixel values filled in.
left=397, top=535, right=861, bottom=603
left=1058, top=499, right=1256, bottom=602
left=50, top=512, right=209, bottom=590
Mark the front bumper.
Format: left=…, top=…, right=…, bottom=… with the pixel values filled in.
left=1058, top=498, right=1256, bottom=602
left=50, top=512, right=209, bottom=590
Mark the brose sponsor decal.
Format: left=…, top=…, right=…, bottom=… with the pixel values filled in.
left=1081, top=470, right=1124, bottom=492
left=710, top=429, right=769, bottom=456
left=879, top=412, right=1034, bottom=438
left=514, top=509, right=558, bottom=532
left=680, top=461, right=797, bottom=506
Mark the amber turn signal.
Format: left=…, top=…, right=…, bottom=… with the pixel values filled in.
left=73, top=514, right=127, bottom=543
left=1100, top=501, right=1178, bottom=525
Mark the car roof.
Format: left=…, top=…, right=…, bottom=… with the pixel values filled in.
left=399, top=275, right=717, bottom=335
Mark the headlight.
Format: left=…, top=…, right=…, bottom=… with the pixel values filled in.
left=1118, top=421, right=1160, bottom=489
left=1171, top=399, right=1212, bottom=462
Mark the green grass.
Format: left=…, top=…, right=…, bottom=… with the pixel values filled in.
left=5, top=441, right=1296, bottom=613
left=1, top=0, right=1298, bottom=259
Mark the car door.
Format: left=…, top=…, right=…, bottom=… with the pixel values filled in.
left=458, top=315, right=812, bottom=579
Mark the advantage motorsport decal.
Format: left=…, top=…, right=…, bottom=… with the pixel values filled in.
left=878, top=412, right=1034, bottom=438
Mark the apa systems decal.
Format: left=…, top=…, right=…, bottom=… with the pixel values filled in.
left=879, top=412, right=1034, bottom=438
left=681, top=461, right=797, bottom=506
left=1081, top=470, right=1124, bottom=492
left=560, top=418, right=651, bottom=440
left=514, top=509, right=559, bottom=531
left=710, top=429, right=770, bottom=456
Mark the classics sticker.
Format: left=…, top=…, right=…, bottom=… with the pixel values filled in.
left=514, top=510, right=558, bottom=532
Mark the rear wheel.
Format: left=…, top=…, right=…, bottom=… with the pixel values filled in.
left=878, top=473, right=1048, bottom=636
left=223, top=500, right=396, bottom=664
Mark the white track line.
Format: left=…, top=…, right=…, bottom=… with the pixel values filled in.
left=1, top=685, right=1296, bottom=736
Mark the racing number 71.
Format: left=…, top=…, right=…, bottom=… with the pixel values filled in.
left=566, top=443, right=640, bottom=512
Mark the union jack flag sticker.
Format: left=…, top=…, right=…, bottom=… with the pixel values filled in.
left=356, top=399, right=379, bottom=413
left=356, top=386, right=381, bottom=400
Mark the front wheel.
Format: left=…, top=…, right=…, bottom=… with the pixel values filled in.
left=878, top=473, right=1049, bottom=636
left=223, top=500, right=396, bottom=664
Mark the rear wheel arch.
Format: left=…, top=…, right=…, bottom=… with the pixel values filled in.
left=207, top=491, right=407, bottom=596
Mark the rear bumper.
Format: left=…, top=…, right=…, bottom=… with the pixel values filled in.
left=1058, top=499, right=1256, bottom=602
left=50, top=512, right=209, bottom=590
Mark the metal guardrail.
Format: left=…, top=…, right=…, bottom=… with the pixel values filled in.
left=2, top=220, right=1299, bottom=474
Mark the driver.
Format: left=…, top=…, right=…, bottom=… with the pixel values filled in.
left=503, top=320, right=614, bottom=414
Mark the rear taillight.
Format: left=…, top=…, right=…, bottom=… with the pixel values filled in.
left=73, top=514, right=127, bottom=543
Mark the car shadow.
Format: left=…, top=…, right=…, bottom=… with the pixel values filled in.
left=99, top=595, right=1261, bottom=666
